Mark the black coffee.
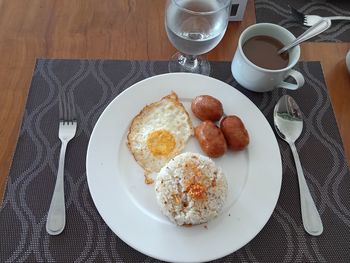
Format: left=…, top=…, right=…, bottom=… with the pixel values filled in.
left=242, top=35, right=289, bottom=70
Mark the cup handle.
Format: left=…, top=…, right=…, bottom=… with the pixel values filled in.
left=278, top=69, right=305, bottom=90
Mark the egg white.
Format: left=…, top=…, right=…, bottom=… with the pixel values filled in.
left=127, top=92, right=194, bottom=182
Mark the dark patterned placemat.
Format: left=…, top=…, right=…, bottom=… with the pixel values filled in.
left=1, top=59, right=350, bottom=262
left=255, top=0, right=350, bottom=42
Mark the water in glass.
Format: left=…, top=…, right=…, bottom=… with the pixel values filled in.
left=165, top=0, right=231, bottom=75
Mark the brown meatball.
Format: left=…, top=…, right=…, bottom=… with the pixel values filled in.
left=191, top=95, right=223, bottom=122
left=220, top=115, right=249, bottom=150
left=195, top=121, right=227, bottom=158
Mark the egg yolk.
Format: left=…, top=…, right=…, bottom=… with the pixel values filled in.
left=147, top=129, right=176, bottom=156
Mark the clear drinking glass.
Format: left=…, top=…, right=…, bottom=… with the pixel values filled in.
left=165, top=0, right=231, bottom=75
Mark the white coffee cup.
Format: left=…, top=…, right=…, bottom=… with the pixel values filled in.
left=231, top=23, right=305, bottom=92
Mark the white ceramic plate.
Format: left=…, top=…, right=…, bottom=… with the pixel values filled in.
left=86, top=73, right=282, bottom=263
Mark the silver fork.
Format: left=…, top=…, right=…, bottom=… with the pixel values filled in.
left=46, top=92, right=77, bottom=235
left=291, top=6, right=350, bottom=27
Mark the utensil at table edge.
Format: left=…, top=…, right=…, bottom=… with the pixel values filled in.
left=346, top=50, right=350, bottom=74
left=274, top=95, right=323, bottom=236
left=46, top=92, right=77, bottom=236
left=278, top=18, right=331, bottom=55
left=290, top=6, right=350, bottom=27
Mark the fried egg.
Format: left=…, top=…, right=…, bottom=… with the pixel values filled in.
left=127, top=92, right=194, bottom=184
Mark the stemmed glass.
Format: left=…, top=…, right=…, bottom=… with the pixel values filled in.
left=165, top=0, right=231, bottom=75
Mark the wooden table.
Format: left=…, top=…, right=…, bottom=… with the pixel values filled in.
left=0, top=0, right=349, bottom=202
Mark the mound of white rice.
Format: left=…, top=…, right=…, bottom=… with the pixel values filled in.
left=155, top=152, right=227, bottom=226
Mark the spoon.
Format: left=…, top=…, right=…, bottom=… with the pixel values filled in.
left=274, top=95, right=323, bottom=236
left=277, top=18, right=331, bottom=55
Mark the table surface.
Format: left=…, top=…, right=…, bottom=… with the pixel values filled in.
left=0, top=0, right=349, bottom=202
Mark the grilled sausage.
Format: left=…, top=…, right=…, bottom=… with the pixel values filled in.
left=191, top=95, right=223, bottom=121
left=195, top=121, right=227, bottom=157
left=220, top=115, right=249, bottom=150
